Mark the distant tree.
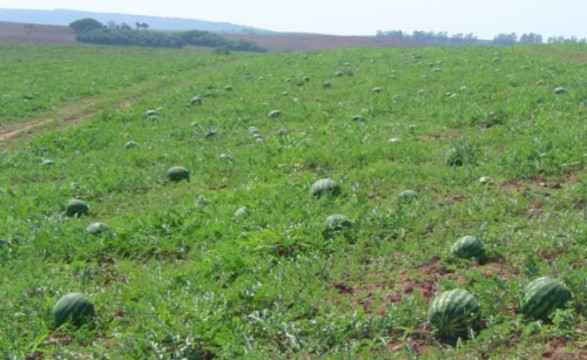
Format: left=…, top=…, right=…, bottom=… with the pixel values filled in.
left=376, top=29, right=480, bottom=45
left=74, top=26, right=265, bottom=51
left=519, top=32, right=543, bottom=44
left=464, top=33, right=477, bottom=42
left=493, top=33, right=518, bottom=46
left=69, top=18, right=104, bottom=33
left=451, top=33, right=465, bottom=44
left=180, top=30, right=226, bottom=47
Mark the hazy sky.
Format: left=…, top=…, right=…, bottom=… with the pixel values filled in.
left=1, top=0, right=585, bottom=40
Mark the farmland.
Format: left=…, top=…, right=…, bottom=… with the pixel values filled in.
left=1, top=43, right=586, bottom=359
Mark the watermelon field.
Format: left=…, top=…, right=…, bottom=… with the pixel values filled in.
left=1, top=43, right=586, bottom=359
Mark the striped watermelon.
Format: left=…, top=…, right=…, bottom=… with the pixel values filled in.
left=521, top=277, right=572, bottom=321
left=310, top=179, right=341, bottom=198
left=86, top=222, right=109, bottom=235
left=324, top=214, right=353, bottom=239
left=399, top=189, right=418, bottom=203
left=429, top=289, right=481, bottom=339
left=168, top=166, right=190, bottom=182
left=450, top=235, right=485, bottom=259
left=52, top=293, right=95, bottom=328
left=66, top=199, right=89, bottom=217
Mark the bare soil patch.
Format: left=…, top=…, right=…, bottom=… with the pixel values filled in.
left=539, top=337, right=587, bottom=360
left=214, top=33, right=409, bottom=52
left=0, top=21, right=76, bottom=44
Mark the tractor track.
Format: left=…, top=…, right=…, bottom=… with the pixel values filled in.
left=0, top=74, right=195, bottom=144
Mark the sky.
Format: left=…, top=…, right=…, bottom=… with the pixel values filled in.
left=0, top=0, right=585, bottom=40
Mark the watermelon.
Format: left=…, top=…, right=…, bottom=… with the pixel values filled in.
left=189, top=96, right=202, bottom=106
left=310, top=179, right=341, bottom=198
left=52, top=293, right=95, bottom=328
left=445, top=148, right=463, bottom=166
left=429, top=289, right=481, bottom=339
left=234, top=206, right=250, bottom=217
left=478, top=176, right=492, bottom=185
left=399, top=189, right=418, bottom=203
left=268, top=110, right=282, bottom=118
left=168, top=166, right=190, bottom=182
left=521, top=277, right=572, bottom=321
left=450, top=236, right=485, bottom=259
left=86, top=222, right=109, bottom=235
left=66, top=199, right=89, bottom=217
left=40, top=159, right=55, bottom=166
left=124, top=141, right=138, bottom=149
left=324, top=214, right=353, bottom=239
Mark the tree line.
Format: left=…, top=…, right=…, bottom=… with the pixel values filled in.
left=376, top=29, right=586, bottom=46
left=69, top=18, right=265, bottom=52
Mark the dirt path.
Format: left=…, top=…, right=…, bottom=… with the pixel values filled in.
left=0, top=119, right=50, bottom=141
left=0, top=99, right=96, bottom=141
left=0, top=99, right=120, bottom=142
left=0, top=75, right=191, bottom=144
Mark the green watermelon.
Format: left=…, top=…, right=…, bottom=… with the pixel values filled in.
left=521, top=277, right=572, bottom=321
left=450, top=235, right=485, bottom=259
left=399, top=189, right=418, bottom=203
left=310, top=179, right=341, bottom=198
left=445, top=148, right=464, bottom=167
left=168, top=166, right=190, bottom=182
left=66, top=199, right=89, bottom=217
left=40, top=159, right=55, bottom=166
left=189, top=96, right=202, bottom=106
left=268, top=109, right=282, bottom=118
left=234, top=206, right=250, bottom=218
left=52, top=293, right=95, bottom=328
left=86, top=222, right=109, bottom=235
left=124, top=141, right=138, bottom=149
left=429, top=289, right=481, bottom=339
left=324, top=214, right=353, bottom=239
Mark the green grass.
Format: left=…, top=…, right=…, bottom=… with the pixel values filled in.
left=1, top=43, right=586, bottom=359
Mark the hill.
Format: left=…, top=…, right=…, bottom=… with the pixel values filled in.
left=0, top=20, right=406, bottom=51
left=0, top=8, right=267, bottom=33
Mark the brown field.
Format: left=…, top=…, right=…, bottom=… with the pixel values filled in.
left=0, top=21, right=77, bottom=44
left=0, top=20, right=408, bottom=51
left=223, top=32, right=409, bottom=52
